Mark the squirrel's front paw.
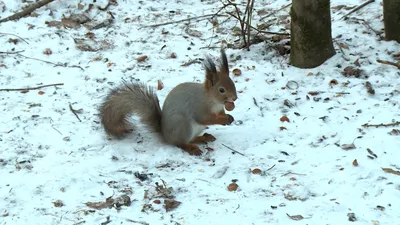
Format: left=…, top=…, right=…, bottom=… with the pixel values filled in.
left=225, top=114, right=234, bottom=125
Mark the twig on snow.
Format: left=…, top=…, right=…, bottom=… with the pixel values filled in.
left=0, top=32, right=29, bottom=44
left=340, top=0, right=375, bottom=20
left=281, top=171, right=306, bottom=177
left=0, top=50, right=25, bottom=54
left=362, top=121, right=400, bottom=128
left=126, top=219, right=149, bottom=225
left=266, top=164, right=276, bottom=172
left=69, top=103, right=82, bottom=122
left=221, top=143, right=246, bottom=156
left=139, top=13, right=219, bottom=29
left=16, top=53, right=84, bottom=71
left=376, top=59, right=400, bottom=69
left=0, top=0, right=55, bottom=23
left=0, top=83, right=64, bottom=92
left=260, top=3, right=292, bottom=21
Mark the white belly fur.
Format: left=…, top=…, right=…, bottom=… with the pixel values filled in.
left=190, top=122, right=206, bottom=141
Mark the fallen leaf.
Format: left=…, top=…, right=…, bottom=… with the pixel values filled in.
left=252, top=168, right=262, bottom=174
left=279, top=126, right=287, bottom=131
left=382, top=168, right=400, bottom=176
left=307, top=72, right=314, bottom=76
left=85, top=201, right=109, bottom=210
left=280, top=116, right=290, bottom=123
left=43, top=48, right=52, bottom=55
left=352, top=159, right=358, bottom=166
left=308, top=91, right=320, bottom=96
left=52, top=200, right=64, bottom=207
left=169, top=52, right=177, bottom=58
left=107, top=62, right=115, bottom=67
left=164, top=199, right=181, bottom=212
left=153, top=200, right=161, bottom=204
left=286, top=213, right=304, bottom=221
left=157, top=80, right=164, bottom=90
left=339, top=43, right=349, bottom=50
left=185, top=27, right=202, bottom=37
left=8, top=38, right=19, bottom=44
left=136, top=55, right=148, bottom=62
left=388, top=129, right=400, bottom=136
left=329, top=79, right=338, bottom=86
left=244, top=78, right=249, bottom=82
left=341, top=143, right=356, bottom=150
left=354, top=58, right=360, bottom=66
left=232, top=68, right=242, bottom=76
left=343, top=66, right=362, bottom=77
left=347, top=213, right=357, bottom=221
left=227, top=182, right=238, bottom=191
left=20, top=90, right=29, bottom=94
left=38, top=91, right=45, bottom=95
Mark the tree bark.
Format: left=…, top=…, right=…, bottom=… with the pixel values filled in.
left=383, top=0, right=400, bottom=42
left=290, top=0, right=335, bottom=68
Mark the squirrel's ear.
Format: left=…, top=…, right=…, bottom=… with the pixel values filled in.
left=219, top=48, right=229, bottom=76
left=204, top=56, right=218, bottom=88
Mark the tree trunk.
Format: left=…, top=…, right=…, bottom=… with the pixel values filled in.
left=383, top=0, right=400, bottom=42
left=290, top=0, right=335, bottom=68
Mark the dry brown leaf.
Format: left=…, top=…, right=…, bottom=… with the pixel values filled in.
left=352, top=159, right=359, bottom=166
left=232, top=68, right=242, bottom=76
left=20, top=90, right=29, bottom=94
left=85, top=201, right=109, bottom=210
left=308, top=91, right=320, bottom=96
left=388, top=129, right=400, bottom=136
left=343, top=66, right=362, bottom=77
left=38, top=91, right=45, bottom=95
left=136, top=55, right=148, bottom=62
left=354, top=58, right=360, bottom=67
left=307, top=72, right=313, bottom=76
left=382, top=168, right=400, bottom=176
left=157, top=80, right=164, bottom=90
left=153, top=200, right=161, bottom=204
left=252, top=168, right=262, bottom=174
left=227, top=182, right=238, bottom=191
left=329, top=79, right=338, bottom=87
left=280, top=116, right=290, bottom=123
left=164, top=199, right=181, bottom=212
left=339, top=43, right=349, bottom=50
left=286, top=213, right=304, bottom=221
left=279, top=126, right=287, bottom=131
left=169, top=52, right=177, bottom=58
left=341, top=143, right=356, bottom=150
left=43, top=48, right=52, bottom=55
left=185, top=28, right=202, bottom=37
left=52, top=200, right=64, bottom=207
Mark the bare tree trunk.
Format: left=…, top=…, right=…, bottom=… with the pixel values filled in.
left=383, top=0, right=400, bottom=42
left=290, top=0, right=335, bottom=68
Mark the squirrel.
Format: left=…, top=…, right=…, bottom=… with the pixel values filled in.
left=99, top=48, right=238, bottom=156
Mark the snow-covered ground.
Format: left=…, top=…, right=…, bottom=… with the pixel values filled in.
left=1, top=0, right=400, bottom=224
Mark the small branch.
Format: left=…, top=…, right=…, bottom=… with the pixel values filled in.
left=376, top=59, right=400, bottom=69
left=69, top=103, right=82, bottom=122
left=0, top=83, right=64, bottom=92
left=139, top=13, right=218, bottom=29
left=362, top=121, right=400, bottom=128
left=266, top=164, right=276, bottom=172
left=221, top=143, right=246, bottom=157
left=0, top=32, right=29, bottom=44
left=0, top=50, right=25, bottom=54
left=16, top=53, right=84, bottom=71
left=0, top=0, right=55, bottom=23
left=228, top=12, right=289, bottom=36
left=260, top=3, right=292, bottom=21
left=340, top=0, right=375, bottom=20
left=126, top=219, right=149, bottom=225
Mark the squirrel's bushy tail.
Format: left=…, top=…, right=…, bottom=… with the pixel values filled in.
left=99, top=82, right=162, bottom=137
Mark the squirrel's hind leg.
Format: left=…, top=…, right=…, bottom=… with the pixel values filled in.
left=190, top=133, right=216, bottom=144
left=177, top=144, right=203, bottom=156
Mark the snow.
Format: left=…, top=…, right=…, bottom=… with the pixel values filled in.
left=1, top=0, right=400, bottom=224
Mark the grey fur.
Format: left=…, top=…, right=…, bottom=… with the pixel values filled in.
left=99, top=81, right=162, bottom=137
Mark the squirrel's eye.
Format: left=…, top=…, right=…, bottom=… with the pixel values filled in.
left=219, top=88, right=225, bottom=93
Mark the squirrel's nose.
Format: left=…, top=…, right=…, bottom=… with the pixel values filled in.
left=233, top=96, right=238, bottom=101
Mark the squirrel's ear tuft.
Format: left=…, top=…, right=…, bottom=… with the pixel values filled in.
left=204, top=56, right=218, bottom=87
left=219, top=48, right=229, bottom=75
